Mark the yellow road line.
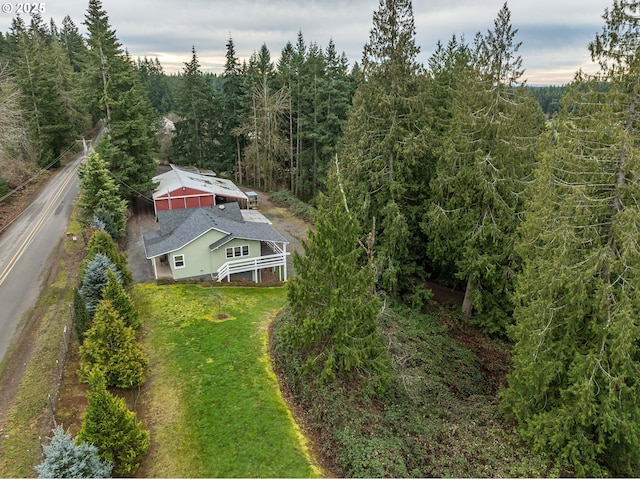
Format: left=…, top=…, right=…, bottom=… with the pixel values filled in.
left=0, top=161, right=80, bottom=286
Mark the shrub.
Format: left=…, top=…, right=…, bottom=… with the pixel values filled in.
left=79, top=253, right=121, bottom=315
left=80, top=300, right=148, bottom=388
left=77, top=371, right=149, bottom=476
left=268, top=190, right=315, bottom=222
left=82, top=230, right=133, bottom=287
left=34, top=425, right=112, bottom=478
left=73, top=288, right=91, bottom=344
left=102, top=269, right=141, bottom=330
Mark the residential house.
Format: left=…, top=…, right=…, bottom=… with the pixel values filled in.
left=143, top=202, right=288, bottom=283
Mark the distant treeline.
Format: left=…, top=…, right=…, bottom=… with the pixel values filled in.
left=526, top=85, right=566, bottom=117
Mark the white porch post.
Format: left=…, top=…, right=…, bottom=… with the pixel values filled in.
left=283, top=243, right=287, bottom=281
left=152, top=257, right=158, bottom=280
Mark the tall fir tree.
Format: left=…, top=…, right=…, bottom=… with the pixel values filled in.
left=241, top=44, right=290, bottom=190
left=59, top=15, right=87, bottom=72
left=83, top=0, right=158, bottom=201
left=502, top=1, right=640, bottom=474
left=282, top=158, right=391, bottom=395
left=423, top=3, right=545, bottom=333
left=95, top=65, right=159, bottom=200
left=276, top=39, right=297, bottom=192
left=10, top=16, right=75, bottom=167
left=219, top=37, right=247, bottom=177
left=77, top=150, right=127, bottom=237
left=338, top=0, right=428, bottom=294
left=171, top=47, right=218, bottom=169
left=137, top=56, right=173, bottom=114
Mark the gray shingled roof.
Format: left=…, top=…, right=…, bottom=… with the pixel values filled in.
left=143, top=203, right=288, bottom=259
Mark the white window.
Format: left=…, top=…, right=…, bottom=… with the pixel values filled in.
left=173, top=254, right=185, bottom=268
left=225, top=245, right=250, bottom=258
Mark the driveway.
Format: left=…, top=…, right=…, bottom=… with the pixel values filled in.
left=125, top=191, right=310, bottom=284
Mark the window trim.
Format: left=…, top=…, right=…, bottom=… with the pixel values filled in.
left=225, top=244, right=250, bottom=259
left=173, top=253, right=186, bottom=269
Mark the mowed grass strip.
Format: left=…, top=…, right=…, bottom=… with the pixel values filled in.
left=133, top=284, right=319, bottom=478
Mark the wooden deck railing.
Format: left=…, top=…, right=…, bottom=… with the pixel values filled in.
left=216, top=253, right=287, bottom=282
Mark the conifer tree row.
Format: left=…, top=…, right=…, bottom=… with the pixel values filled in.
left=83, top=0, right=158, bottom=202
left=503, top=1, right=640, bottom=474
left=424, top=3, right=545, bottom=333
left=338, top=0, right=428, bottom=294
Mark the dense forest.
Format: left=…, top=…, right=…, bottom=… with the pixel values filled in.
left=2, top=0, right=640, bottom=476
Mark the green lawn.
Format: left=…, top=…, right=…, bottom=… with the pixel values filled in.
left=132, top=284, right=319, bottom=478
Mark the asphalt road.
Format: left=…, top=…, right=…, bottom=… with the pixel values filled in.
left=0, top=146, right=90, bottom=365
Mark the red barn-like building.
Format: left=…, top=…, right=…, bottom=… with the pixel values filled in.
left=152, top=164, right=249, bottom=215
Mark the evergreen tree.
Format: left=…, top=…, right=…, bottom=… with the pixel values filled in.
left=338, top=0, right=428, bottom=294
left=77, top=371, right=149, bottom=476
left=297, top=41, right=327, bottom=198
left=503, top=1, right=640, bottom=474
left=242, top=44, right=290, bottom=190
left=35, top=425, right=112, bottom=478
left=101, top=269, right=140, bottom=330
left=219, top=37, right=246, bottom=176
left=83, top=228, right=133, bottom=286
left=77, top=150, right=128, bottom=238
left=82, top=0, right=123, bottom=124
left=79, top=253, right=121, bottom=315
left=95, top=69, right=159, bottom=200
left=92, top=208, right=119, bottom=242
left=171, top=47, right=218, bottom=169
left=73, top=288, right=91, bottom=344
left=59, top=15, right=86, bottom=72
left=83, top=0, right=158, bottom=200
left=424, top=3, right=545, bottom=332
left=318, top=41, right=353, bottom=189
left=283, top=159, right=391, bottom=395
left=11, top=16, right=75, bottom=167
left=276, top=39, right=297, bottom=192
left=137, top=56, right=173, bottom=114
left=80, top=299, right=148, bottom=388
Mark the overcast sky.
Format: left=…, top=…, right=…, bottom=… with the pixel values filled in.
left=0, top=0, right=614, bottom=85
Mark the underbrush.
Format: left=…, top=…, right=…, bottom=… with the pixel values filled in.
left=268, top=190, right=316, bottom=222
left=271, top=302, right=562, bottom=477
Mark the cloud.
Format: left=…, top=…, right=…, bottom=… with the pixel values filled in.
left=0, top=0, right=614, bottom=83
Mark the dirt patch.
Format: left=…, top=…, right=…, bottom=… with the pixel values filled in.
left=425, top=280, right=464, bottom=306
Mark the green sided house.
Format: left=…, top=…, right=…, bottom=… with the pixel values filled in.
left=143, top=202, right=289, bottom=282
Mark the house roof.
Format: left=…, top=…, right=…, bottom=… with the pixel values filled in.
left=143, top=202, right=288, bottom=259
left=152, top=164, right=248, bottom=201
